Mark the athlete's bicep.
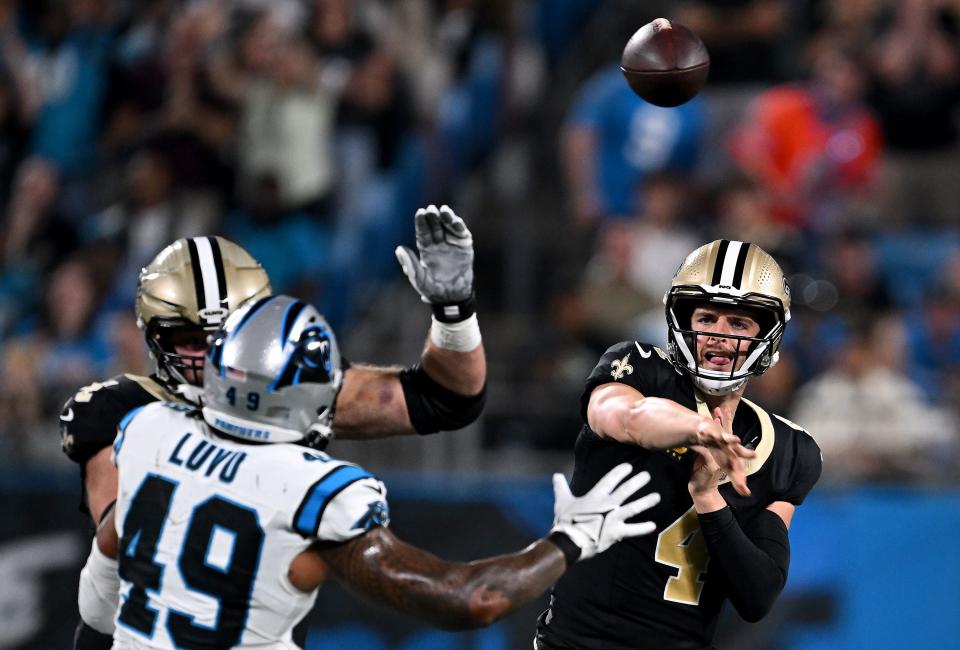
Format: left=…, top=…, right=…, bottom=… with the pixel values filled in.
left=766, top=501, right=795, bottom=529
left=586, top=382, right=644, bottom=437
left=333, top=366, right=414, bottom=439
left=84, top=447, right=118, bottom=526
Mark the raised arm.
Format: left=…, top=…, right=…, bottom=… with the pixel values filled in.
left=303, top=464, right=660, bottom=629
left=333, top=205, right=486, bottom=440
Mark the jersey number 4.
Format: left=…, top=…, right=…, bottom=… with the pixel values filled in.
left=117, top=474, right=265, bottom=648
left=654, top=506, right=709, bottom=605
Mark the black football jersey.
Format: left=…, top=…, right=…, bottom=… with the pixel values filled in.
left=538, top=341, right=822, bottom=650
left=60, top=374, right=177, bottom=514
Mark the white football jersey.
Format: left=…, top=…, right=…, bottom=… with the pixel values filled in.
left=110, top=402, right=389, bottom=649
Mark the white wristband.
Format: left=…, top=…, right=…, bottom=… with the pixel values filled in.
left=430, top=314, right=482, bottom=352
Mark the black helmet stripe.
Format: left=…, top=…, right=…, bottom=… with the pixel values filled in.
left=187, top=237, right=226, bottom=317
left=711, top=239, right=749, bottom=288
left=207, top=236, right=228, bottom=305
left=731, top=243, right=750, bottom=289
left=710, top=239, right=730, bottom=286
left=186, top=238, right=207, bottom=311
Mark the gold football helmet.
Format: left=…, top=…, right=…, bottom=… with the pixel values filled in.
left=136, top=236, right=271, bottom=388
left=663, top=239, right=790, bottom=395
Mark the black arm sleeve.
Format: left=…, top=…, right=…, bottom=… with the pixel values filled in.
left=399, top=363, right=486, bottom=434
left=698, top=507, right=790, bottom=622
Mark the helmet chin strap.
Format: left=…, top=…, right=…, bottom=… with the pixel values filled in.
left=669, top=330, right=762, bottom=396
left=304, top=421, right=334, bottom=451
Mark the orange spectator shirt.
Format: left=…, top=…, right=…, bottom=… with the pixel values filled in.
left=730, top=86, right=883, bottom=226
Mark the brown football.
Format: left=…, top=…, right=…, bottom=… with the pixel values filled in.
left=620, top=18, right=710, bottom=107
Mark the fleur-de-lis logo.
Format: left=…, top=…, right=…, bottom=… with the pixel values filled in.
left=61, top=431, right=75, bottom=455
left=610, top=353, right=633, bottom=380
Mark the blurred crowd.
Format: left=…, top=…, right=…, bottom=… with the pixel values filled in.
left=1, top=0, right=959, bottom=487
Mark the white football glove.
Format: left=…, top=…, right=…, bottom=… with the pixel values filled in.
left=550, top=463, right=660, bottom=562
left=395, top=205, right=475, bottom=319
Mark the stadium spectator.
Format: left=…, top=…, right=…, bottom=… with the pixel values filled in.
left=101, top=2, right=234, bottom=220
left=712, top=174, right=791, bottom=261
left=224, top=173, right=331, bottom=297
left=820, top=228, right=895, bottom=326
left=903, top=279, right=960, bottom=405
left=2, top=0, right=115, bottom=222
left=90, top=146, right=216, bottom=307
left=209, top=9, right=338, bottom=217
left=673, top=0, right=792, bottom=83
left=1, top=255, right=109, bottom=462
left=562, top=63, right=706, bottom=228
left=563, top=173, right=700, bottom=351
left=729, top=37, right=883, bottom=231
left=867, top=0, right=960, bottom=225
left=0, top=67, right=26, bottom=206
left=791, top=316, right=957, bottom=483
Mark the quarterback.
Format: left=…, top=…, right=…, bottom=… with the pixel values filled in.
left=535, top=240, right=823, bottom=649
left=67, top=206, right=487, bottom=647
left=82, top=295, right=661, bottom=648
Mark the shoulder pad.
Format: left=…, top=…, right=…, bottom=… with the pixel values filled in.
left=60, top=375, right=173, bottom=465
left=291, top=461, right=388, bottom=541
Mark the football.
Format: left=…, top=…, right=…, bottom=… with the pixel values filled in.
left=620, top=18, right=710, bottom=107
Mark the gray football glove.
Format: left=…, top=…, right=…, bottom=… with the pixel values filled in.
left=550, top=463, right=660, bottom=562
left=395, top=204, right=475, bottom=321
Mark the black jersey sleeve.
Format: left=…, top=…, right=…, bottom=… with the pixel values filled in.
left=60, top=375, right=167, bottom=466
left=775, top=417, right=823, bottom=506
left=579, top=341, right=674, bottom=423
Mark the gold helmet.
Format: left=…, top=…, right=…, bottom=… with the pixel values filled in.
left=136, top=236, right=271, bottom=388
left=663, top=239, right=790, bottom=395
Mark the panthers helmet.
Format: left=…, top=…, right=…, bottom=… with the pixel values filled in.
left=664, top=240, right=790, bottom=395
left=202, top=295, right=343, bottom=449
left=136, top=236, right=272, bottom=388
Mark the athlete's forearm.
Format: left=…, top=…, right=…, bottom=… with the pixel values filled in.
left=83, top=448, right=119, bottom=526
left=421, top=338, right=486, bottom=396
left=320, top=528, right=565, bottom=630
left=698, top=507, right=789, bottom=622
left=592, top=391, right=706, bottom=450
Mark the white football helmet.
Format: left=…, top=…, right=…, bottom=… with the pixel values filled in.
left=664, top=240, right=790, bottom=395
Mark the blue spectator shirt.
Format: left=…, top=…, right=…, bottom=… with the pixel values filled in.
left=567, top=65, right=706, bottom=218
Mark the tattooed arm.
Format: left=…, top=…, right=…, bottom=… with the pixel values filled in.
left=288, top=464, right=661, bottom=630
left=317, top=527, right=565, bottom=629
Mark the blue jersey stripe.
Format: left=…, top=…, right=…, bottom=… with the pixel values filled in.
left=114, top=405, right=147, bottom=455
left=295, top=465, right=371, bottom=537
